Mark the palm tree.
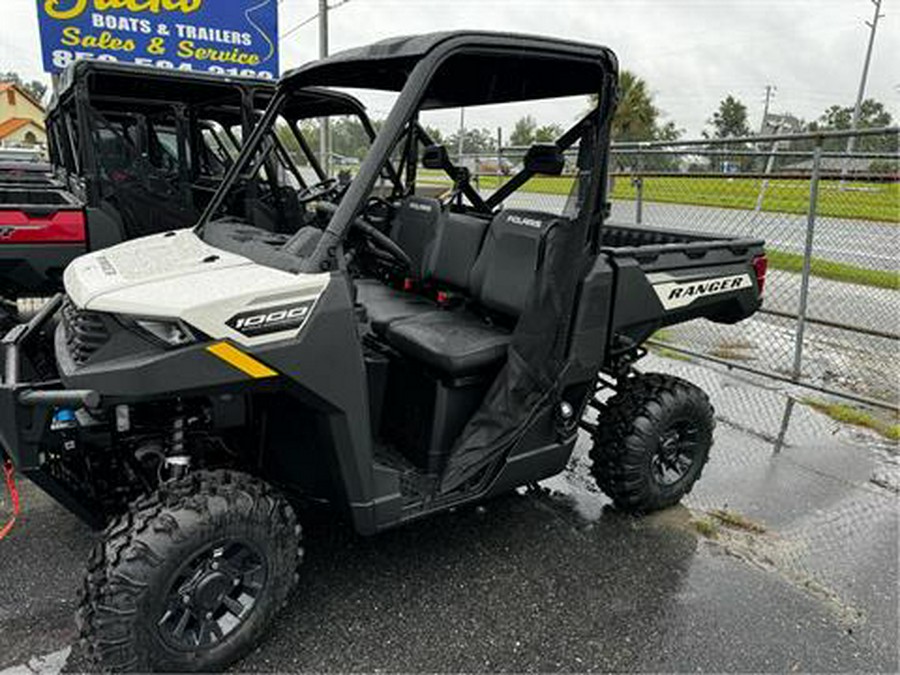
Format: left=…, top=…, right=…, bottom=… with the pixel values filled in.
left=612, top=71, right=660, bottom=142
left=590, top=70, right=661, bottom=142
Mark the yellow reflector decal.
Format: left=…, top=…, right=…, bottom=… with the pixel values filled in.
left=207, top=343, right=278, bottom=379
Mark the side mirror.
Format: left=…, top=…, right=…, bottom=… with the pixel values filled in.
left=422, top=144, right=451, bottom=170
left=524, top=144, right=565, bottom=176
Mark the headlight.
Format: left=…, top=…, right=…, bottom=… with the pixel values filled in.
left=135, top=319, right=198, bottom=347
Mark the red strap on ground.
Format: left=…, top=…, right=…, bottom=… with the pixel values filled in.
left=0, top=459, right=20, bottom=541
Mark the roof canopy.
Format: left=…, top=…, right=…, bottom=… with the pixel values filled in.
left=282, top=31, right=617, bottom=109
left=48, top=61, right=367, bottom=123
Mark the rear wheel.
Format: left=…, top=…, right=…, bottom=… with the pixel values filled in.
left=589, top=373, right=714, bottom=513
left=77, top=470, right=301, bottom=672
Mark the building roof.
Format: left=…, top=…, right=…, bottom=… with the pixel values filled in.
left=0, top=118, right=45, bottom=140
left=0, top=81, right=45, bottom=111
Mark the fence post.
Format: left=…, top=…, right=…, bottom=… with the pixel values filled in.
left=633, top=147, right=644, bottom=225
left=775, top=137, right=824, bottom=453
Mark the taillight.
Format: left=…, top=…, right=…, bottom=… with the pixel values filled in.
left=752, top=254, right=768, bottom=295
left=0, top=210, right=85, bottom=244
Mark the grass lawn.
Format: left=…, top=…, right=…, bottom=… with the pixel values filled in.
left=417, top=171, right=899, bottom=290
left=766, top=249, right=899, bottom=291
left=617, top=176, right=900, bottom=224
left=462, top=174, right=899, bottom=223
left=803, top=398, right=900, bottom=441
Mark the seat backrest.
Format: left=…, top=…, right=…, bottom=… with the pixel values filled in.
left=469, top=209, right=560, bottom=318
left=389, top=195, right=443, bottom=278
left=424, top=211, right=490, bottom=290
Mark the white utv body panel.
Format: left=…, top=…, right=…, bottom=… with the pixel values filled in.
left=64, top=229, right=331, bottom=347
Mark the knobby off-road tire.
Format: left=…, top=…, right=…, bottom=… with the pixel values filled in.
left=589, top=373, right=715, bottom=513
left=77, top=470, right=301, bottom=673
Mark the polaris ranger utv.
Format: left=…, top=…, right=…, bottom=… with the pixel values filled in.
left=0, top=32, right=766, bottom=672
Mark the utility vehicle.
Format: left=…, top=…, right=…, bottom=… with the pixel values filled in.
left=0, top=32, right=766, bottom=672
left=0, top=147, right=48, bottom=174
left=0, top=61, right=383, bottom=330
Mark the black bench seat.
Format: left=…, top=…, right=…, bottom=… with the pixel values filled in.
left=385, top=311, right=511, bottom=377
left=369, top=208, right=561, bottom=377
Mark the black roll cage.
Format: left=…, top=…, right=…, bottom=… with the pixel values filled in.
left=46, top=61, right=381, bottom=213
left=196, top=32, right=619, bottom=272
left=47, top=62, right=275, bottom=207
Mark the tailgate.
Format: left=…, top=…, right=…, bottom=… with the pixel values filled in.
left=605, top=236, right=767, bottom=344
left=0, top=188, right=85, bottom=243
left=0, top=188, right=87, bottom=296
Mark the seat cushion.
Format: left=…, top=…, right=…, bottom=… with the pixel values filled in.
left=469, top=209, right=560, bottom=318
left=424, top=212, right=489, bottom=290
left=385, top=311, right=511, bottom=377
left=389, top=196, right=443, bottom=277
left=356, top=279, right=435, bottom=335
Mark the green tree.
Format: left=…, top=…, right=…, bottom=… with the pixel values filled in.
left=654, top=120, right=683, bottom=142
left=422, top=125, right=443, bottom=145
left=705, top=95, right=751, bottom=172
left=589, top=70, right=682, bottom=143
left=0, top=72, right=47, bottom=101
left=510, top=115, right=537, bottom=146
left=707, top=95, right=751, bottom=139
left=611, top=70, right=660, bottom=142
left=446, top=128, right=496, bottom=155
left=534, top=123, right=564, bottom=143
left=807, top=99, right=896, bottom=154
left=330, top=117, right=373, bottom=160
left=815, top=98, right=892, bottom=130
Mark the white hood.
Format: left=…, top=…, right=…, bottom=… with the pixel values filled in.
left=64, top=229, right=330, bottom=346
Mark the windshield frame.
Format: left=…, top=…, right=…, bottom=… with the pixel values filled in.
left=194, top=89, right=389, bottom=235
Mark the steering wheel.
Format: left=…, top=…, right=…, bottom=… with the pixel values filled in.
left=316, top=201, right=413, bottom=270
left=296, top=177, right=340, bottom=206
left=353, top=218, right=414, bottom=270
left=362, top=195, right=394, bottom=229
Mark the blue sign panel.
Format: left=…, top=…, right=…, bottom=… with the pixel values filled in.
left=36, top=0, right=279, bottom=79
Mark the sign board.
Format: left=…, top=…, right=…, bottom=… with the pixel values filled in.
left=35, top=0, right=279, bottom=79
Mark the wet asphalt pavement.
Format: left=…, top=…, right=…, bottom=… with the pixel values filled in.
left=0, top=358, right=897, bottom=673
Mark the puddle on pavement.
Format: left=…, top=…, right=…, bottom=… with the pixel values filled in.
left=539, top=452, right=867, bottom=630
left=687, top=509, right=866, bottom=629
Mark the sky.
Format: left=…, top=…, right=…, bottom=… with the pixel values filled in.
left=2, top=0, right=898, bottom=139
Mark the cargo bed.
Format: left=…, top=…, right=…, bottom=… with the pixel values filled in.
left=589, top=222, right=766, bottom=352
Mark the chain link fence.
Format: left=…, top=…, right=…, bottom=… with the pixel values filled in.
left=425, top=127, right=899, bottom=446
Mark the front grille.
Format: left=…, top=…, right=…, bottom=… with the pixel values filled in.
left=62, top=298, right=110, bottom=366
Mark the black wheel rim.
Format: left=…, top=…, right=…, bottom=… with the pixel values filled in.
left=157, top=540, right=266, bottom=651
left=651, top=420, right=701, bottom=487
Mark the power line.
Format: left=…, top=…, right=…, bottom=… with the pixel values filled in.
left=280, top=0, right=353, bottom=39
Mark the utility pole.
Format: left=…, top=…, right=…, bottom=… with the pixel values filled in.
left=844, top=0, right=884, bottom=167
left=319, top=0, right=330, bottom=177
left=760, top=85, right=776, bottom=133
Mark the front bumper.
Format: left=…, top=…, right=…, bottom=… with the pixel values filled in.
left=1, top=296, right=107, bottom=527
left=1, top=295, right=100, bottom=466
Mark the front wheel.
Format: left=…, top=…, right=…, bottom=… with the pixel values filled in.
left=77, top=470, right=301, bottom=672
left=589, top=373, right=715, bottom=513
